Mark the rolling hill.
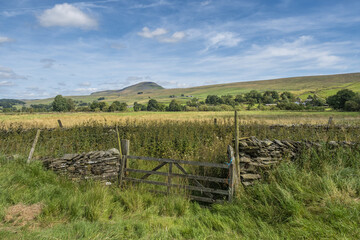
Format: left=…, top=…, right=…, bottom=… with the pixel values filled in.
left=25, top=72, right=360, bottom=105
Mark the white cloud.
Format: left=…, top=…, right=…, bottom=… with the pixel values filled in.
left=138, top=27, right=167, bottom=38
left=0, top=81, right=15, bottom=86
left=205, top=32, right=242, bottom=51
left=38, top=3, right=98, bottom=29
left=0, top=66, right=26, bottom=80
left=0, top=36, right=14, bottom=44
left=160, top=31, right=186, bottom=43
left=138, top=27, right=185, bottom=43
left=74, top=87, right=98, bottom=92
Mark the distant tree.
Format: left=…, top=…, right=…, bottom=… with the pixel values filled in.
left=52, top=95, right=69, bottom=112
left=205, top=95, right=223, bottom=105
left=235, top=94, right=246, bottom=103
left=147, top=99, right=160, bottom=111
left=221, top=95, right=235, bottom=106
left=108, top=101, right=127, bottom=112
left=66, top=99, right=75, bottom=111
left=90, top=101, right=100, bottom=111
left=280, top=92, right=296, bottom=102
left=327, top=89, right=356, bottom=110
left=97, top=97, right=105, bottom=100
left=262, top=91, right=279, bottom=103
left=245, top=90, right=262, bottom=103
left=186, top=98, right=200, bottom=107
left=133, top=102, right=143, bottom=112
left=167, top=100, right=182, bottom=111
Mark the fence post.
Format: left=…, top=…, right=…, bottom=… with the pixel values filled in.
left=168, top=163, right=172, bottom=194
left=228, top=162, right=235, bottom=201
left=27, top=129, right=41, bottom=164
left=118, top=139, right=129, bottom=187
left=121, top=139, right=130, bottom=176
left=234, top=111, right=240, bottom=183
left=57, top=119, right=63, bottom=128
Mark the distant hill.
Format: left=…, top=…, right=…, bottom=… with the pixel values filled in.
left=25, top=72, right=360, bottom=105
left=91, top=82, right=164, bottom=95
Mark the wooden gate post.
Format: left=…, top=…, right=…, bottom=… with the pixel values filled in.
left=121, top=139, right=130, bottom=175
left=27, top=129, right=41, bottom=164
left=118, top=139, right=130, bottom=187
left=234, top=111, right=240, bottom=183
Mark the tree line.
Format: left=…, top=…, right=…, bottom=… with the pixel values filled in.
left=1, top=89, right=360, bottom=113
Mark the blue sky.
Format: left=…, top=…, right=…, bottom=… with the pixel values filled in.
left=0, top=0, right=360, bottom=99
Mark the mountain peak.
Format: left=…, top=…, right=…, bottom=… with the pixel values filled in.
left=91, top=82, right=164, bottom=95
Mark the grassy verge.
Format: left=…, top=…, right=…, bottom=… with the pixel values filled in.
left=1, top=145, right=360, bottom=239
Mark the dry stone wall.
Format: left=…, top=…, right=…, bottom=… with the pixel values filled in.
left=42, top=148, right=120, bottom=183
left=238, top=137, right=355, bottom=186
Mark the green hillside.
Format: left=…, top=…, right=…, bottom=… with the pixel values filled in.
left=25, top=72, right=360, bottom=105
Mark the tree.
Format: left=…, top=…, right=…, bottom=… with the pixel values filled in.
left=280, top=92, right=295, bottom=102
left=262, top=91, right=279, bottom=103
left=245, top=90, right=262, bottom=103
left=327, top=89, right=356, bottom=110
left=205, top=95, right=223, bottom=105
left=235, top=94, right=246, bottom=103
left=147, top=99, right=160, bottom=111
left=52, top=95, right=69, bottom=112
left=133, top=102, right=143, bottom=112
left=167, top=100, right=182, bottom=111
left=108, top=101, right=127, bottom=112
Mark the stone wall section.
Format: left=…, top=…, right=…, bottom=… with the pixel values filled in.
left=42, top=148, right=120, bottom=183
left=238, top=137, right=355, bottom=186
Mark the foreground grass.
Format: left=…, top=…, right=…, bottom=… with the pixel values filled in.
left=1, top=146, right=360, bottom=239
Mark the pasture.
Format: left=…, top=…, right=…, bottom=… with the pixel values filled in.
left=1, top=111, right=360, bottom=239
left=1, top=110, right=360, bottom=129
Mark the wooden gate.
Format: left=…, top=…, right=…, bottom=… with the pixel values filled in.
left=118, top=141, right=236, bottom=203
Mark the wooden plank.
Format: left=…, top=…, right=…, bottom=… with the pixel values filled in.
left=27, top=129, right=41, bottom=164
left=168, top=162, right=172, bottom=194
left=127, top=155, right=228, bottom=169
left=123, top=177, right=229, bottom=195
left=140, top=162, right=167, bottom=179
left=189, top=195, right=224, bottom=204
left=125, top=168, right=227, bottom=183
left=124, top=177, right=168, bottom=187
left=174, top=163, right=214, bottom=198
left=118, top=156, right=125, bottom=187
left=228, top=163, right=234, bottom=201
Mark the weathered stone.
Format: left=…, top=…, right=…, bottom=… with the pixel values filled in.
left=63, top=154, right=78, bottom=160
left=241, top=174, right=261, bottom=180
left=107, top=148, right=120, bottom=155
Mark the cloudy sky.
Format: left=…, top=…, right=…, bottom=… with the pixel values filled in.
left=1, top=0, right=360, bottom=99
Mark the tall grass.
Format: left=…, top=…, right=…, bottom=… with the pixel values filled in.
left=1, top=145, right=360, bottom=239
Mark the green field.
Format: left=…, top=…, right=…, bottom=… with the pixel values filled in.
left=25, top=72, right=360, bottom=106
left=1, top=111, right=360, bottom=129
left=1, top=120, right=360, bottom=239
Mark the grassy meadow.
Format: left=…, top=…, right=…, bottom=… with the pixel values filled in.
left=1, top=112, right=360, bottom=239
left=1, top=110, right=360, bottom=129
